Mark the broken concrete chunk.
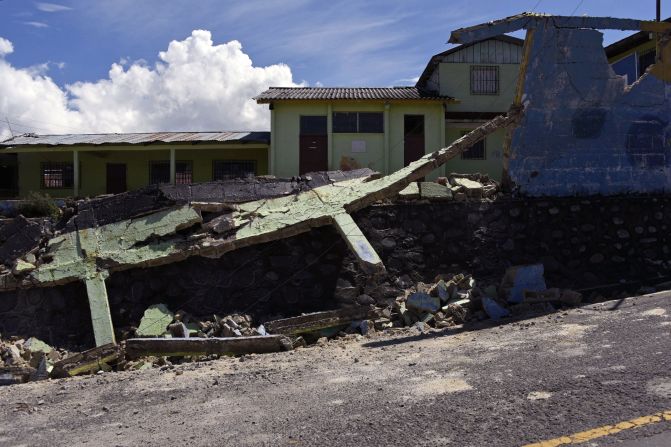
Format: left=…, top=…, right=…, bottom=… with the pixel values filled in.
left=559, top=290, right=583, bottom=306
left=203, top=214, right=236, bottom=234
left=168, top=322, right=189, bottom=338
left=419, top=182, right=453, bottom=201
left=23, top=337, right=52, bottom=355
left=12, top=259, right=36, bottom=275
left=482, top=296, right=510, bottom=320
left=429, top=280, right=450, bottom=303
left=136, top=304, right=174, bottom=337
left=406, top=292, right=441, bottom=314
left=501, top=264, right=547, bottom=304
left=1, top=344, right=22, bottom=366
left=450, top=177, right=483, bottom=198
left=444, top=303, right=468, bottom=324
left=524, top=288, right=561, bottom=304
left=0, top=367, right=36, bottom=386
left=398, top=182, right=420, bottom=200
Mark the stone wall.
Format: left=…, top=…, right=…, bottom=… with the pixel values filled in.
left=358, top=196, right=671, bottom=290
left=2, top=195, right=671, bottom=348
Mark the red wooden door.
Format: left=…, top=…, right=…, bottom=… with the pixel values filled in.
left=106, top=163, right=127, bottom=194
left=299, top=116, right=328, bottom=174
left=299, top=135, right=328, bottom=174
left=404, top=115, right=425, bottom=166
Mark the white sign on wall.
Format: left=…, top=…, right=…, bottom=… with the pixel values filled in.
left=351, top=140, right=366, bottom=153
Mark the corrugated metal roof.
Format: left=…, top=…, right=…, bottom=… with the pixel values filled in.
left=255, top=87, right=454, bottom=103
left=0, top=131, right=270, bottom=148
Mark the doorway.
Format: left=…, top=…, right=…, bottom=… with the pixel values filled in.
left=404, top=115, right=425, bottom=166
left=299, top=115, right=328, bottom=174
left=106, top=163, right=127, bottom=194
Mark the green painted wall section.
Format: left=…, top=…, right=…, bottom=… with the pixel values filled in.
left=272, top=101, right=446, bottom=179
left=443, top=127, right=505, bottom=181
left=15, top=144, right=268, bottom=198
left=273, top=102, right=327, bottom=177
left=438, top=63, right=519, bottom=112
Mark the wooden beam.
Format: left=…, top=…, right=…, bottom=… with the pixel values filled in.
left=264, top=308, right=371, bottom=336
left=51, top=343, right=120, bottom=377
left=124, top=335, right=293, bottom=359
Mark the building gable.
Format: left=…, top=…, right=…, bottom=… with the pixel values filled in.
left=417, top=35, right=524, bottom=94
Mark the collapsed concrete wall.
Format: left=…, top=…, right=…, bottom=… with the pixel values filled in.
left=450, top=14, right=671, bottom=196
left=4, top=195, right=671, bottom=349
left=0, top=112, right=521, bottom=347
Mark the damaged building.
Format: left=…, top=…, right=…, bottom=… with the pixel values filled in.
left=3, top=13, right=671, bottom=380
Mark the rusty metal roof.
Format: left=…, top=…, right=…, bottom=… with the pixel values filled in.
left=0, top=131, right=270, bottom=148
left=255, top=87, right=454, bottom=103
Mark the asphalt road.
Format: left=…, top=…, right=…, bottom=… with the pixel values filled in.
left=0, top=292, right=670, bottom=446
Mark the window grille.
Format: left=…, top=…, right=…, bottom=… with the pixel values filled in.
left=470, top=65, right=499, bottom=95
left=149, top=161, right=193, bottom=184
left=41, top=162, right=74, bottom=189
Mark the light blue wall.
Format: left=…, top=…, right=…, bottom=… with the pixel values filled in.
left=509, top=22, right=671, bottom=196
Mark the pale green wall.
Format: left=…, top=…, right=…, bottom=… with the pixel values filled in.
left=388, top=103, right=444, bottom=179
left=273, top=102, right=328, bottom=177
left=271, top=101, right=445, bottom=179
left=439, top=63, right=519, bottom=112
left=15, top=144, right=268, bottom=198
left=443, top=127, right=505, bottom=181
left=332, top=102, right=385, bottom=173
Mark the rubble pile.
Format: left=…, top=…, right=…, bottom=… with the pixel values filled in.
left=0, top=336, right=71, bottom=385
left=131, top=304, right=266, bottom=340
left=0, top=263, right=588, bottom=386
left=398, top=173, right=500, bottom=203
left=378, top=264, right=584, bottom=332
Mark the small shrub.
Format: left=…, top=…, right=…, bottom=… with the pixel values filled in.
left=17, top=191, right=60, bottom=219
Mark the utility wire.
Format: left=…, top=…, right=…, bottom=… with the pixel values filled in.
left=570, top=0, right=586, bottom=16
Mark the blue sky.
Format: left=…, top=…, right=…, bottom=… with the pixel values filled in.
left=1, top=0, right=668, bottom=88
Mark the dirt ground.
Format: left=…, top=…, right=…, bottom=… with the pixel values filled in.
left=1, top=293, right=670, bottom=447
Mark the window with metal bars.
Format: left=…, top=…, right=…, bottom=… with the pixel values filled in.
left=470, top=65, right=499, bottom=95
left=41, top=162, right=74, bottom=189
left=460, top=131, right=486, bottom=160
left=149, top=161, right=193, bottom=184
left=212, top=160, right=256, bottom=180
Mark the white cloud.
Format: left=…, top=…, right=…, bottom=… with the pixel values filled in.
left=23, top=21, right=49, bottom=28
left=35, top=2, right=72, bottom=12
left=0, top=30, right=300, bottom=140
left=0, top=38, right=13, bottom=57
